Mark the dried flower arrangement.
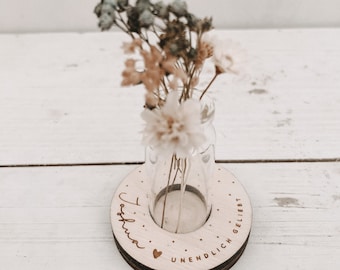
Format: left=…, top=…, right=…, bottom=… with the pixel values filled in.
left=94, top=0, right=244, bottom=157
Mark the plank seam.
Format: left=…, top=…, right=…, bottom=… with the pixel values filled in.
left=0, top=158, right=339, bottom=168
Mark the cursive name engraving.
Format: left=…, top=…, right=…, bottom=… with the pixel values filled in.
left=119, top=192, right=140, bottom=206
left=117, top=192, right=144, bottom=249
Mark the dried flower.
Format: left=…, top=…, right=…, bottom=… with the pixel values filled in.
left=117, top=0, right=128, bottom=10
left=145, top=92, right=158, bottom=109
left=139, top=9, right=155, bottom=27
left=121, top=38, right=143, bottom=54
left=185, top=13, right=199, bottom=31
left=95, top=1, right=117, bottom=30
left=141, top=91, right=205, bottom=157
left=127, top=6, right=141, bottom=33
left=153, top=1, right=169, bottom=19
left=201, top=32, right=246, bottom=74
left=198, top=17, right=213, bottom=33
left=136, top=0, right=152, bottom=12
left=169, top=0, right=188, bottom=17
left=121, top=59, right=142, bottom=86
left=94, top=0, right=245, bottom=156
left=212, top=39, right=246, bottom=74
left=94, top=0, right=246, bottom=100
left=196, top=39, right=214, bottom=68
left=140, top=45, right=165, bottom=92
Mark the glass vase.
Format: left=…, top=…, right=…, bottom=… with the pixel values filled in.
left=146, top=95, right=216, bottom=234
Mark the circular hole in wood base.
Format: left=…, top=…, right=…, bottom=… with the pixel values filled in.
left=111, top=165, right=252, bottom=270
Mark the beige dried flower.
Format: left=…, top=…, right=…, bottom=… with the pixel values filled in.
left=145, top=92, right=158, bottom=109
left=140, top=46, right=165, bottom=92
left=121, top=59, right=142, bottom=86
left=121, top=39, right=143, bottom=54
left=196, top=40, right=214, bottom=68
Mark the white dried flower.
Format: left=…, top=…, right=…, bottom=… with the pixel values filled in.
left=212, top=39, right=247, bottom=74
left=141, top=91, right=206, bottom=158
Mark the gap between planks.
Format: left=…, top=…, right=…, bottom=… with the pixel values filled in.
left=0, top=158, right=339, bottom=168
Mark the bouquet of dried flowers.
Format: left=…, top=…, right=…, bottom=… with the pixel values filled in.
left=94, top=0, right=244, bottom=157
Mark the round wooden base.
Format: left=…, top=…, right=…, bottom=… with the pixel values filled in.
left=111, top=165, right=252, bottom=270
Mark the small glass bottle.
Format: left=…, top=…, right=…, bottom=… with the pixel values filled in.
left=146, top=94, right=215, bottom=233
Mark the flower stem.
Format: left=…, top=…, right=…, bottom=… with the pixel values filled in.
left=115, top=14, right=135, bottom=39
left=161, top=154, right=175, bottom=228
left=199, top=73, right=218, bottom=100
left=175, top=158, right=189, bottom=233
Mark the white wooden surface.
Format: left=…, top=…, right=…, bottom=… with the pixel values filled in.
left=1, top=29, right=340, bottom=165
left=0, top=163, right=339, bottom=269
left=1, top=28, right=340, bottom=270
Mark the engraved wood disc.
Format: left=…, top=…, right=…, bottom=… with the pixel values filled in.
left=111, top=165, right=252, bottom=270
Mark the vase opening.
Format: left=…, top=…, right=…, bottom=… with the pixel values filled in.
left=151, top=184, right=211, bottom=234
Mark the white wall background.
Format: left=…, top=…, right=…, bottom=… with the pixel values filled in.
left=0, top=0, right=340, bottom=33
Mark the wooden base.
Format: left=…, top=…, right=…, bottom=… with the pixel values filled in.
left=114, top=235, right=250, bottom=270
left=111, top=165, right=252, bottom=270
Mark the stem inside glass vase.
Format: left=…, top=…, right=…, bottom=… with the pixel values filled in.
left=148, top=146, right=214, bottom=234
left=159, top=156, right=194, bottom=233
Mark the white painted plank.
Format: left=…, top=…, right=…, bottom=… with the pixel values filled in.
left=1, top=29, right=340, bottom=165
left=0, top=162, right=339, bottom=269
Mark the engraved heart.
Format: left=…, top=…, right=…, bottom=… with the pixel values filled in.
left=153, top=249, right=162, bottom=259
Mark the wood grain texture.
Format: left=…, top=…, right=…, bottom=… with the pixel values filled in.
left=1, top=29, right=340, bottom=165
left=0, top=162, right=339, bottom=269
